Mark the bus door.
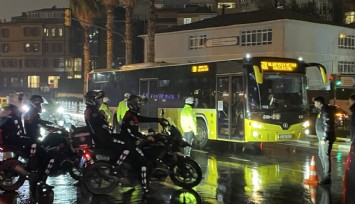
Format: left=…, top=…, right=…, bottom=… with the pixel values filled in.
left=139, top=78, right=159, bottom=131
left=216, top=75, right=244, bottom=140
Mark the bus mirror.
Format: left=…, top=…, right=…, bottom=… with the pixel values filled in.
left=253, top=65, right=263, bottom=84
left=307, top=63, right=328, bottom=84
left=318, top=65, right=328, bottom=84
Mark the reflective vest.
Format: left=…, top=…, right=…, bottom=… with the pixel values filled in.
left=116, top=100, right=129, bottom=124
left=99, top=103, right=111, bottom=123
left=180, top=104, right=197, bottom=134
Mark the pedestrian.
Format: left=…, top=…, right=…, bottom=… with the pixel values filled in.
left=313, top=96, right=335, bottom=185
left=99, top=97, right=112, bottom=125
left=180, top=97, right=198, bottom=156
left=115, top=93, right=130, bottom=133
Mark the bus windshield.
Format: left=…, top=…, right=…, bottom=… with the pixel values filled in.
left=248, top=73, right=308, bottom=111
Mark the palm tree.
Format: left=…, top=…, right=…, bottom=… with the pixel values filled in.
left=101, top=0, right=121, bottom=69
left=122, top=0, right=137, bottom=65
left=146, top=0, right=156, bottom=62
left=70, top=0, right=102, bottom=93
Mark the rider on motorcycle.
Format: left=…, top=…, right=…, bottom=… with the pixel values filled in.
left=120, top=94, right=168, bottom=195
left=83, top=90, right=112, bottom=148
left=23, top=95, right=56, bottom=190
left=0, top=104, right=27, bottom=147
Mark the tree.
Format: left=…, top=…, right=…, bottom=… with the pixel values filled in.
left=70, top=0, right=102, bottom=94
left=122, top=0, right=137, bottom=65
left=146, top=0, right=156, bottom=62
left=101, top=0, right=121, bottom=69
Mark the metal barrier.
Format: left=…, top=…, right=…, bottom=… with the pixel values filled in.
left=58, top=101, right=85, bottom=114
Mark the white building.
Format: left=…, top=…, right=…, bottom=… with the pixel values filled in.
left=142, top=9, right=355, bottom=90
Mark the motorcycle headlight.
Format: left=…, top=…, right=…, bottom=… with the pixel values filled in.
left=302, top=120, right=310, bottom=128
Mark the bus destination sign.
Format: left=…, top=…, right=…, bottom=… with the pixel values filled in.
left=261, top=61, right=297, bottom=72
left=192, top=65, right=209, bottom=73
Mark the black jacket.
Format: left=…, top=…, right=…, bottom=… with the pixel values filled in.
left=315, top=104, right=335, bottom=142
left=120, top=110, right=160, bottom=144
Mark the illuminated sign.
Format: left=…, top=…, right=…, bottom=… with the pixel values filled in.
left=192, top=65, right=209, bottom=72
left=260, top=61, right=297, bottom=72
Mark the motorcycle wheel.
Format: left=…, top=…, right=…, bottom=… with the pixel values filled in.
left=170, top=188, right=202, bottom=204
left=83, top=161, right=118, bottom=195
left=0, top=159, right=26, bottom=192
left=169, top=158, right=202, bottom=189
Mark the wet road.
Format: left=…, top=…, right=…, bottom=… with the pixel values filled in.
left=0, top=141, right=348, bottom=204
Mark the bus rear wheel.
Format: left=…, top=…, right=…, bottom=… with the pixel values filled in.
left=193, top=119, right=208, bottom=149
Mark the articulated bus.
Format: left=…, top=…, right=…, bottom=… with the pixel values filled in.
left=88, top=57, right=328, bottom=149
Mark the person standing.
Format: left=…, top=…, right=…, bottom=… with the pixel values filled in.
left=349, top=94, right=355, bottom=143
left=99, top=97, right=112, bottom=125
left=115, top=93, right=130, bottom=133
left=180, top=97, right=198, bottom=156
left=313, top=96, right=335, bottom=185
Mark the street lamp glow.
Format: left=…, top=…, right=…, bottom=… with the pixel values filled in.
left=246, top=53, right=251, bottom=59
left=298, top=57, right=303, bottom=61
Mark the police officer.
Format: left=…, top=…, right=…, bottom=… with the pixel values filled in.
left=115, top=93, right=130, bottom=133
left=99, top=97, right=112, bottom=125
left=120, top=94, right=168, bottom=195
left=23, top=95, right=55, bottom=190
left=180, top=97, right=198, bottom=156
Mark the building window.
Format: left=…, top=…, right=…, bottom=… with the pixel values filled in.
left=48, top=76, right=60, bottom=88
left=53, top=58, right=65, bottom=68
left=184, top=18, right=192, bottom=24
left=1, top=28, right=9, bottom=38
left=10, top=77, right=23, bottom=88
left=25, top=59, right=41, bottom=68
left=241, top=29, right=272, bottom=46
left=51, top=43, right=63, bottom=52
left=28, top=76, right=40, bottom=88
left=189, top=34, right=207, bottom=49
left=58, top=28, right=63, bottom=37
left=42, top=59, right=49, bottom=67
left=345, top=11, right=355, bottom=24
left=44, top=28, right=49, bottom=37
left=338, top=61, right=355, bottom=74
left=217, top=2, right=236, bottom=9
left=1, top=44, right=9, bottom=53
left=74, top=58, right=82, bottom=72
left=338, top=34, right=355, bottom=49
left=23, top=27, right=40, bottom=36
left=24, top=43, right=40, bottom=52
left=51, top=28, right=56, bottom=37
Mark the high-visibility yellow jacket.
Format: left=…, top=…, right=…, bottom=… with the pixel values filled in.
left=116, top=99, right=129, bottom=125
left=99, top=103, right=111, bottom=123
left=180, top=104, right=197, bottom=135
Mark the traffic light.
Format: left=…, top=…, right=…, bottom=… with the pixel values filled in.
left=64, top=9, right=71, bottom=27
left=329, top=74, right=342, bottom=87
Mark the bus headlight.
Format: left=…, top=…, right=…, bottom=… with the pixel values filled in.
left=251, top=121, right=262, bottom=129
left=302, top=120, right=310, bottom=128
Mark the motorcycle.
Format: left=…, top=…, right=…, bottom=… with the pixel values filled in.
left=0, top=122, right=93, bottom=192
left=83, top=121, right=203, bottom=195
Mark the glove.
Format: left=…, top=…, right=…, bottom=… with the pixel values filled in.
left=159, top=118, right=169, bottom=127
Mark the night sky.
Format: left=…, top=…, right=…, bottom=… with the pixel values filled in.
left=0, top=0, right=69, bottom=21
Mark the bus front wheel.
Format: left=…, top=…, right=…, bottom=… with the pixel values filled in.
left=194, top=119, right=208, bottom=149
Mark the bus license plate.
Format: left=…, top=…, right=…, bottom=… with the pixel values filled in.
left=278, top=134, right=293, bottom=139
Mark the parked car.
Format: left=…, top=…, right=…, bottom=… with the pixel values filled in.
left=308, top=104, right=349, bottom=136
left=344, top=141, right=355, bottom=204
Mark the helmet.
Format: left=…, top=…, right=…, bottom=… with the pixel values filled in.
left=124, top=93, right=131, bottom=99
left=185, top=97, right=194, bottom=105
left=103, top=97, right=110, bottom=103
left=127, top=95, right=145, bottom=113
left=30, top=95, right=44, bottom=105
left=84, top=90, right=105, bottom=106
left=29, top=95, right=44, bottom=111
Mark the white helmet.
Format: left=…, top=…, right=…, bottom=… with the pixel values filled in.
left=185, top=97, right=194, bottom=105
left=124, top=93, right=131, bottom=99
left=103, top=97, right=110, bottom=103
